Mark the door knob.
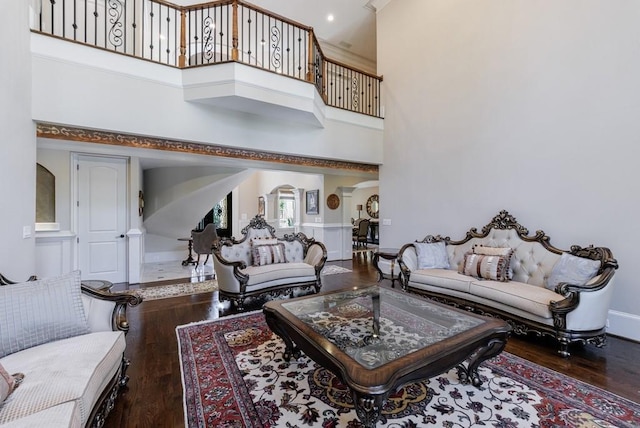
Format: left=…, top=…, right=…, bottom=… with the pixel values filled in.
left=116, top=234, right=125, bottom=238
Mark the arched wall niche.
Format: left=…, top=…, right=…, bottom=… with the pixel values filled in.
left=36, top=163, right=55, bottom=223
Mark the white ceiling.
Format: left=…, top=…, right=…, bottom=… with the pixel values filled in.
left=248, top=0, right=378, bottom=62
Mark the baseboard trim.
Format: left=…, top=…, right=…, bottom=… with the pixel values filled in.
left=607, top=309, right=640, bottom=342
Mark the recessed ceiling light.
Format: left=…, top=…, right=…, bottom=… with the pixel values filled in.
left=327, top=14, right=334, bottom=22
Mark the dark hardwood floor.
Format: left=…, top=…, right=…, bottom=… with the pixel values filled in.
left=105, top=251, right=640, bottom=427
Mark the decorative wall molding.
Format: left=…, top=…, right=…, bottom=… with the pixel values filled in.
left=36, top=123, right=379, bottom=174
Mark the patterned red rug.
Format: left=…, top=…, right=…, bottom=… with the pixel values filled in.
left=177, top=311, right=640, bottom=428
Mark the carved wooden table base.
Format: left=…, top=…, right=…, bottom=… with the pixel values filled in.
left=263, top=286, right=511, bottom=428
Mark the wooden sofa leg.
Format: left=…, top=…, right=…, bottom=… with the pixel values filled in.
left=557, top=340, right=571, bottom=358
left=119, top=356, right=131, bottom=387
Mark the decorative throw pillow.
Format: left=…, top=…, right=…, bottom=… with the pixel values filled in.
left=545, top=252, right=600, bottom=291
left=414, top=242, right=450, bottom=269
left=252, top=243, right=287, bottom=266
left=0, top=363, right=24, bottom=403
left=0, top=270, right=89, bottom=358
left=473, top=246, right=514, bottom=280
left=461, top=252, right=511, bottom=282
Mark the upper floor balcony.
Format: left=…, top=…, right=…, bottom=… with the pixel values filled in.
left=31, top=0, right=383, bottom=127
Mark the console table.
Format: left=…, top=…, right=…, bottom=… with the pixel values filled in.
left=178, top=237, right=196, bottom=266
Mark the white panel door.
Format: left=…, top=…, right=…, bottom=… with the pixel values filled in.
left=77, top=156, right=128, bottom=283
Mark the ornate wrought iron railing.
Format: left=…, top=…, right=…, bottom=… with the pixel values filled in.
left=32, top=0, right=383, bottom=118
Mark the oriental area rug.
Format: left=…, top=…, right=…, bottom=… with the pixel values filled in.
left=134, top=266, right=351, bottom=301
left=320, top=265, right=352, bottom=276
left=134, top=280, right=218, bottom=301
left=176, top=312, right=640, bottom=428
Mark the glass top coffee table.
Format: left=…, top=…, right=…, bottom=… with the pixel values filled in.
left=263, top=285, right=511, bottom=427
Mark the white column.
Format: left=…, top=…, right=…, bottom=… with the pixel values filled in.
left=338, top=187, right=356, bottom=259
left=293, top=189, right=304, bottom=233
left=127, top=228, right=143, bottom=284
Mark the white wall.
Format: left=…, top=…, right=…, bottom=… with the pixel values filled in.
left=0, top=0, right=36, bottom=280
left=36, top=149, right=72, bottom=230
left=238, top=170, right=322, bottom=227
left=377, top=0, right=640, bottom=339
left=35, top=149, right=74, bottom=279
left=323, top=175, right=364, bottom=224
left=234, top=170, right=363, bottom=260
left=236, top=172, right=261, bottom=227
left=35, top=147, right=148, bottom=281
left=34, top=148, right=367, bottom=268
left=232, top=171, right=318, bottom=237
left=30, top=35, right=383, bottom=167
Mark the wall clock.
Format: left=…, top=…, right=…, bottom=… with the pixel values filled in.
left=327, top=193, right=340, bottom=210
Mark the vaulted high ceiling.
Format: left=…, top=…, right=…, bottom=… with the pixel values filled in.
left=248, top=0, right=380, bottom=62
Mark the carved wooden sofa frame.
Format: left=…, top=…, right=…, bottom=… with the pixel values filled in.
left=397, top=210, right=619, bottom=357
left=213, top=215, right=328, bottom=311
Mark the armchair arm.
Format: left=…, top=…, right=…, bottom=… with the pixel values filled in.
left=0, top=273, right=37, bottom=284
left=304, top=241, right=328, bottom=276
left=549, top=245, right=618, bottom=331
left=300, top=238, right=327, bottom=293
left=81, top=286, right=142, bottom=334
left=555, top=245, right=618, bottom=295
left=397, top=243, right=418, bottom=287
left=212, top=247, right=249, bottom=294
left=550, top=272, right=617, bottom=331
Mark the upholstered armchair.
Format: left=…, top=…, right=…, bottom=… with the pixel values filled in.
left=191, top=223, right=219, bottom=266
left=212, top=215, right=327, bottom=311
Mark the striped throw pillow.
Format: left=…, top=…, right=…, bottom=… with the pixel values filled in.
left=461, top=252, right=511, bottom=282
left=252, top=243, right=287, bottom=266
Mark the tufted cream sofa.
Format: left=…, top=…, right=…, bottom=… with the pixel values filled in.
left=0, top=271, right=142, bottom=427
left=397, top=210, right=618, bottom=357
left=213, top=215, right=327, bottom=311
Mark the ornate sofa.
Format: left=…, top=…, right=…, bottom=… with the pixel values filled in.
left=0, top=271, right=142, bottom=427
left=213, top=215, right=327, bottom=310
left=397, top=210, right=618, bottom=357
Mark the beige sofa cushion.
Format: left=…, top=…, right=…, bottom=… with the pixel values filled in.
left=0, top=402, right=81, bottom=428
left=469, top=280, right=564, bottom=319
left=244, top=262, right=316, bottom=287
left=410, top=269, right=473, bottom=293
left=0, top=331, right=125, bottom=426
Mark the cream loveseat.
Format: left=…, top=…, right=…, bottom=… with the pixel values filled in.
left=0, top=271, right=142, bottom=427
left=397, top=210, right=618, bottom=357
left=213, top=215, right=327, bottom=311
